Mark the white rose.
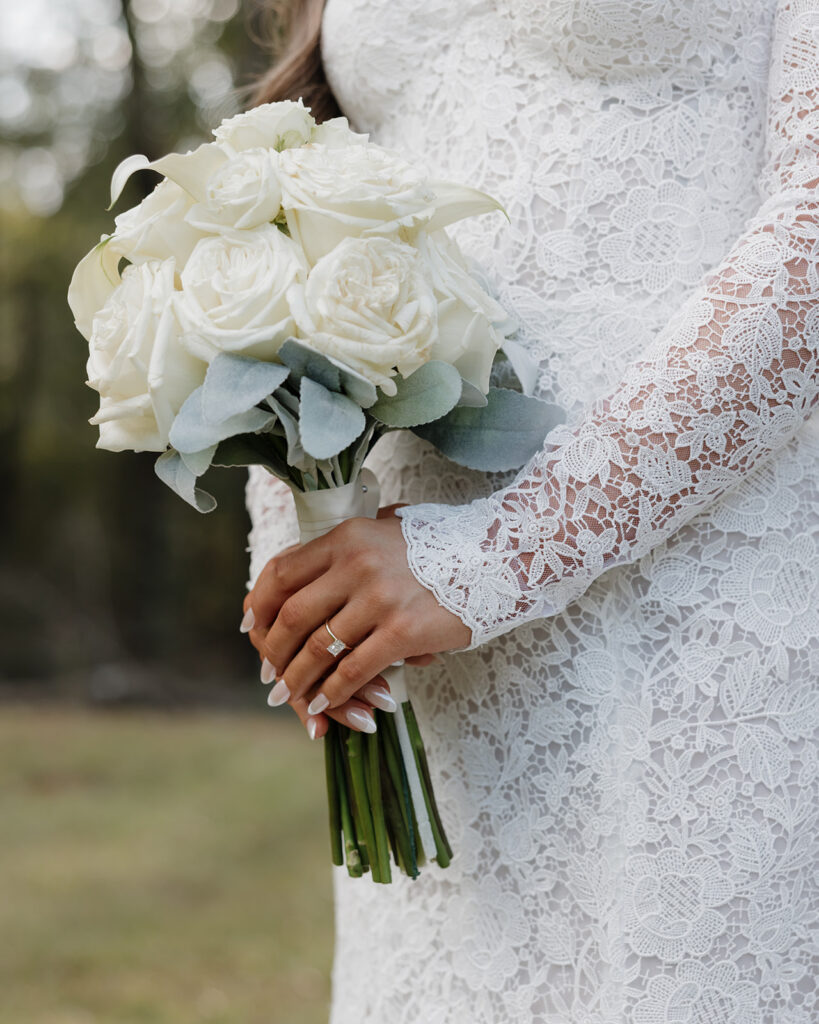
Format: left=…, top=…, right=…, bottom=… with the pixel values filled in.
left=309, top=116, right=369, bottom=148
left=417, top=231, right=509, bottom=393
left=86, top=259, right=206, bottom=453
left=278, top=143, right=437, bottom=265
left=176, top=225, right=306, bottom=362
left=289, top=235, right=438, bottom=395
left=68, top=180, right=206, bottom=339
left=213, top=99, right=315, bottom=153
left=185, top=147, right=283, bottom=231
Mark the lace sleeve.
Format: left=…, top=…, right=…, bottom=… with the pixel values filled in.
left=245, top=466, right=300, bottom=588
left=396, top=0, right=819, bottom=649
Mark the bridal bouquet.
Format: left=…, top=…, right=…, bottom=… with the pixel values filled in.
left=68, top=100, right=562, bottom=882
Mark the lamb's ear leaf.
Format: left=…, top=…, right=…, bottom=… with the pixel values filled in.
left=457, top=378, right=489, bottom=408
left=412, top=388, right=565, bottom=471
left=201, top=354, right=289, bottom=424
left=499, top=337, right=539, bottom=396
left=154, top=449, right=217, bottom=513
left=265, top=393, right=314, bottom=472
left=211, top=434, right=290, bottom=478
left=369, top=360, right=462, bottom=427
left=179, top=444, right=217, bottom=477
left=299, top=377, right=366, bottom=459
left=169, top=386, right=274, bottom=453
left=278, top=338, right=378, bottom=407
left=278, top=338, right=340, bottom=391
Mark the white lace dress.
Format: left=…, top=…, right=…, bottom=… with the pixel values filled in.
left=246, top=2, right=819, bottom=1021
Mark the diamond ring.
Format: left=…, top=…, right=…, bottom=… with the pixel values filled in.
left=324, top=619, right=350, bottom=658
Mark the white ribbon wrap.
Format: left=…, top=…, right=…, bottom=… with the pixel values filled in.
left=291, top=469, right=435, bottom=860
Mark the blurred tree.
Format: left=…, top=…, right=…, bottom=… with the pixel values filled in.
left=0, top=0, right=280, bottom=703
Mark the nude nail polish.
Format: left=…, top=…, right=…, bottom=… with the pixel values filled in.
left=346, top=708, right=376, bottom=733
left=307, top=717, right=319, bottom=741
left=307, top=693, right=329, bottom=715
left=267, top=679, right=290, bottom=707
left=260, top=658, right=276, bottom=684
left=240, top=608, right=255, bottom=633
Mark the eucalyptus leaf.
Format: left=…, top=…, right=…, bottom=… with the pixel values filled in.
left=154, top=449, right=217, bottom=513
left=413, top=388, right=565, bottom=471
left=279, top=338, right=378, bottom=408
left=369, top=360, right=462, bottom=427
left=201, top=354, right=289, bottom=424
left=169, top=386, right=275, bottom=454
left=299, top=377, right=366, bottom=460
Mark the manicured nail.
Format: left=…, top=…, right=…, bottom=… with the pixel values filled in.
left=260, top=658, right=276, bottom=684
left=307, top=717, right=319, bottom=741
left=307, top=693, right=329, bottom=715
left=346, top=708, right=376, bottom=733
left=240, top=608, right=255, bottom=633
left=390, top=659, right=405, bottom=667
left=267, top=679, right=290, bottom=707
left=362, top=683, right=397, bottom=713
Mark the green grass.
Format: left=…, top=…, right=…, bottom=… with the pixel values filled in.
left=0, top=706, right=333, bottom=1024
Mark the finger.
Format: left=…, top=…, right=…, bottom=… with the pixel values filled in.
left=273, top=690, right=329, bottom=741
left=305, top=627, right=405, bottom=712
left=248, top=536, right=334, bottom=631
left=260, top=574, right=351, bottom=681
left=276, top=601, right=374, bottom=707
left=376, top=502, right=408, bottom=518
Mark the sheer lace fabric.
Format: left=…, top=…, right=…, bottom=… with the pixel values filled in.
left=246, top=2, right=819, bottom=1021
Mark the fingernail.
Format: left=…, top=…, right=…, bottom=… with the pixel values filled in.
left=307, top=717, right=319, bottom=741
left=390, top=659, right=405, bottom=667
left=267, top=679, right=290, bottom=707
left=260, top=658, right=277, bottom=684
left=307, top=693, right=329, bottom=715
left=346, top=708, right=376, bottom=733
left=240, top=608, right=255, bottom=633
left=363, top=683, right=397, bottom=713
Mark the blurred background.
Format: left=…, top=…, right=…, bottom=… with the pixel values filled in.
left=0, top=1, right=332, bottom=1020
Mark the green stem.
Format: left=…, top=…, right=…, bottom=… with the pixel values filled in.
left=402, top=702, right=453, bottom=866
left=332, top=726, right=362, bottom=877
left=365, top=730, right=391, bottom=884
left=346, top=729, right=379, bottom=881
left=324, top=722, right=343, bottom=867
left=379, top=712, right=419, bottom=877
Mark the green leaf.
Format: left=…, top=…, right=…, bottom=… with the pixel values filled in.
left=299, top=377, right=366, bottom=460
left=369, top=360, right=462, bottom=427
left=278, top=338, right=378, bottom=408
left=211, top=434, right=290, bottom=478
left=412, top=388, right=565, bottom=471
left=179, top=445, right=217, bottom=477
left=201, top=354, right=289, bottom=424
left=169, top=386, right=274, bottom=454
left=154, top=450, right=217, bottom=513
left=457, top=378, right=488, bottom=408
left=265, top=393, right=314, bottom=472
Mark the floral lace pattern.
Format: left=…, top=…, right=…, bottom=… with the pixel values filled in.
left=246, top=1, right=819, bottom=1021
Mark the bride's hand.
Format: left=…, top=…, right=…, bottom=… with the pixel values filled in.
left=243, top=506, right=470, bottom=737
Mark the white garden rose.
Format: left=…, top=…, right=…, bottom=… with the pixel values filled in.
left=68, top=180, right=206, bottom=340
left=417, top=231, right=510, bottom=393
left=86, top=259, right=207, bottom=453
left=213, top=99, right=315, bottom=153
left=309, top=116, right=369, bottom=148
left=278, top=143, right=437, bottom=265
left=185, top=147, right=283, bottom=231
left=289, top=235, right=438, bottom=395
left=175, top=225, right=306, bottom=362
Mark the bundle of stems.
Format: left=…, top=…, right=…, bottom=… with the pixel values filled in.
left=324, top=702, right=452, bottom=882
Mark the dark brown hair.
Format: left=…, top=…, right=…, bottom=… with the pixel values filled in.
left=250, top=0, right=341, bottom=122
